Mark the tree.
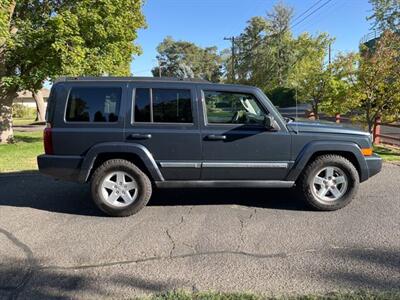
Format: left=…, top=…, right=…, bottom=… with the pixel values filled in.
left=320, top=53, right=359, bottom=116
left=0, top=0, right=145, bottom=143
left=368, top=0, right=400, bottom=32
left=353, top=31, right=400, bottom=132
left=0, top=0, right=16, bottom=143
left=288, top=33, right=333, bottom=117
left=152, top=36, right=222, bottom=82
left=231, top=4, right=295, bottom=91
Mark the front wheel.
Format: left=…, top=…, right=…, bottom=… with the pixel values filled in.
left=90, top=159, right=152, bottom=217
left=297, top=154, right=359, bottom=211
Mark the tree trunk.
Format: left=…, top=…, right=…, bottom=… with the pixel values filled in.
left=32, top=90, right=46, bottom=122
left=0, top=89, right=17, bottom=143
left=0, top=1, right=17, bottom=143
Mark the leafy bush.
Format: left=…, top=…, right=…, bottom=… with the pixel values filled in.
left=266, top=87, right=297, bottom=108
left=12, top=104, right=36, bottom=119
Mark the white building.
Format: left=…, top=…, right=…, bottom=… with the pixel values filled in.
left=14, top=88, right=50, bottom=108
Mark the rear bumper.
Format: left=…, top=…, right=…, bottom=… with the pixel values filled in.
left=365, top=154, right=382, bottom=179
left=37, top=154, right=83, bottom=182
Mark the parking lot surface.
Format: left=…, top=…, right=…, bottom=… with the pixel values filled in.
left=0, top=164, right=399, bottom=299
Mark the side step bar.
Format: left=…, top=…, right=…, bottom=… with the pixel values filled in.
left=155, top=180, right=295, bottom=189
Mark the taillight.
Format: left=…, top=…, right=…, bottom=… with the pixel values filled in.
left=43, top=124, right=53, bottom=155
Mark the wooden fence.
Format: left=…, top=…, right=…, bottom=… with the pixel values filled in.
left=306, top=112, right=400, bottom=147
left=372, top=117, right=400, bottom=146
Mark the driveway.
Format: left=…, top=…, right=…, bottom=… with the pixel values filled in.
left=0, top=164, right=399, bottom=299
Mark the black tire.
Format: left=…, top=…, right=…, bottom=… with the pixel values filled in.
left=90, top=159, right=152, bottom=217
left=297, top=154, right=359, bottom=211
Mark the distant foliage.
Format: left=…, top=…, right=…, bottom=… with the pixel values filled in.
left=266, top=87, right=296, bottom=108
left=151, top=36, right=222, bottom=82
left=12, top=103, right=36, bottom=119
left=368, top=0, right=400, bottom=32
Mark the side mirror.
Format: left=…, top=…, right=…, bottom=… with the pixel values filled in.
left=263, top=115, right=275, bottom=129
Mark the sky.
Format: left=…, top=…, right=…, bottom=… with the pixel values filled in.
left=131, top=0, right=374, bottom=76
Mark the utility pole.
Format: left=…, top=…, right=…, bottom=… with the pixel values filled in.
left=157, top=59, right=162, bottom=77
left=224, top=36, right=235, bottom=82
left=328, top=42, right=332, bottom=65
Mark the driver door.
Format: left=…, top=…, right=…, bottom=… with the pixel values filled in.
left=198, top=86, right=292, bottom=180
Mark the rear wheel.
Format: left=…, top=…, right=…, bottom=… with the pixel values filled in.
left=91, top=159, right=152, bottom=217
left=297, top=154, right=359, bottom=211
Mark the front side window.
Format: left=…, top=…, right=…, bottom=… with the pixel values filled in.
left=66, top=87, right=121, bottom=122
left=204, top=91, right=267, bottom=125
left=133, top=88, right=193, bottom=123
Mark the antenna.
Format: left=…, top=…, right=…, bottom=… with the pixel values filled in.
left=295, top=86, right=299, bottom=133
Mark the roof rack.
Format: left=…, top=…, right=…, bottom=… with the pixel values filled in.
left=55, top=76, right=210, bottom=84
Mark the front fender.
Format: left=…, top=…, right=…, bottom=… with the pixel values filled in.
left=78, top=142, right=164, bottom=183
left=286, top=141, right=369, bottom=182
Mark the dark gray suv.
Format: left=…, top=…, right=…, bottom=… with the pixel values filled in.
left=37, top=77, right=382, bottom=217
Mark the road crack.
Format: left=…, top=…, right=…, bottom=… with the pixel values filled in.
left=0, top=227, right=37, bottom=299
left=165, top=229, right=176, bottom=258
left=236, top=208, right=257, bottom=251
left=21, top=245, right=379, bottom=273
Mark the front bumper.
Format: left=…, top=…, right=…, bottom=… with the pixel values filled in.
left=365, top=154, right=382, bottom=179
left=37, top=154, right=83, bottom=182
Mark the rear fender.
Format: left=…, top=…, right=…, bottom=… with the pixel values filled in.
left=78, top=142, right=163, bottom=183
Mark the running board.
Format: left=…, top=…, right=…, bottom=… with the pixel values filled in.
left=155, top=180, right=295, bottom=188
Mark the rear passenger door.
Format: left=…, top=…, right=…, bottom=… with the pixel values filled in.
left=124, top=82, right=201, bottom=180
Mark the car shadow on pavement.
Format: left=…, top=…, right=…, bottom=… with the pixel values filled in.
left=0, top=173, right=308, bottom=216
left=148, top=187, right=308, bottom=211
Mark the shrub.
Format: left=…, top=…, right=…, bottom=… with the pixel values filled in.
left=12, top=104, right=37, bottom=119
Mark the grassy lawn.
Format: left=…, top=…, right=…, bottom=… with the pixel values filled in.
left=0, top=131, right=43, bottom=173
left=373, top=145, right=400, bottom=161
left=13, top=117, right=36, bottom=126
left=146, top=290, right=400, bottom=300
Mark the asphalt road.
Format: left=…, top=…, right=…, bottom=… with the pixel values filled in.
left=0, top=164, right=399, bottom=299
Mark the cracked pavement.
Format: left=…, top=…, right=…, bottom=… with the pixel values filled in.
left=0, top=163, right=399, bottom=299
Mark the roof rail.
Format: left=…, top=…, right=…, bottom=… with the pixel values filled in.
left=54, top=76, right=210, bottom=83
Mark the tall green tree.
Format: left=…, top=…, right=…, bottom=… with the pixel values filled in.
left=368, top=0, right=400, bottom=32
left=0, top=0, right=145, bottom=143
left=152, top=36, right=222, bottom=82
left=353, top=31, right=400, bottom=132
left=288, top=33, right=334, bottom=117
left=320, top=52, right=359, bottom=116
left=231, top=4, right=295, bottom=91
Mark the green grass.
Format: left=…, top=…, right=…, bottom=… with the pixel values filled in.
left=0, top=131, right=43, bottom=173
left=374, top=145, right=400, bottom=161
left=142, top=290, right=400, bottom=300
left=12, top=117, right=36, bottom=126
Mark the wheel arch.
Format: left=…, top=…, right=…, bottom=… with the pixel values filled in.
left=287, top=141, right=369, bottom=182
left=78, top=142, right=164, bottom=183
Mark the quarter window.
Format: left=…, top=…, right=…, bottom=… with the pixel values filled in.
left=133, top=88, right=193, bottom=123
left=66, top=87, right=121, bottom=122
left=204, top=91, right=267, bottom=125
left=134, top=88, right=151, bottom=122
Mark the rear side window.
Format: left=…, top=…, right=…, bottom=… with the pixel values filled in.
left=46, top=84, right=62, bottom=123
left=65, top=87, right=121, bottom=122
left=133, top=88, right=193, bottom=123
left=134, top=88, right=151, bottom=122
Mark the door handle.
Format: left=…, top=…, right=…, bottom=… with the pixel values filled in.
left=206, top=134, right=227, bottom=141
left=127, top=133, right=152, bottom=140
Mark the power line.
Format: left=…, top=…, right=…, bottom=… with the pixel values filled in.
left=291, top=0, right=334, bottom=29
left=292, top=0, right=325, bottom=23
